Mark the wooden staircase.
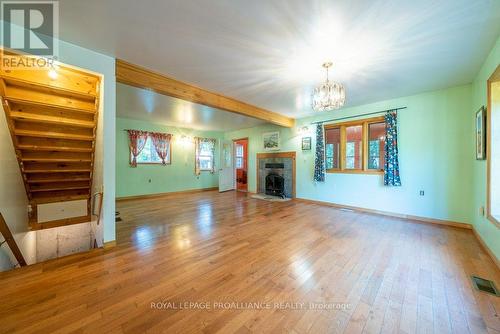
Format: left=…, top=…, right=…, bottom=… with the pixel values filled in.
left=0, top=54, right=101, bottom=229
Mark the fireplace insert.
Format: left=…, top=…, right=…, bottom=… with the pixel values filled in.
left=265, top=173, right=285, bottom=198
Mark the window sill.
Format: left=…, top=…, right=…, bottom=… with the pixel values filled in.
left=132, top=162, right=171, bottom=165
left=326, top=169, right=384, bottom=175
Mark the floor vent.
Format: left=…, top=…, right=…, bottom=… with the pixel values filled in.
left=471, top=276, right=499, bottom=296
left=339, top=208, right=354, bottom=212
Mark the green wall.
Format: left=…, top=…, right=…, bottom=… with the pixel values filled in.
left=225, top=84, right=474, bottom=225
left=116, top=118, right=223, bottom=198
left=116, top=37, right=499, bottom=260
left=471, top=36, right=500, bottom=259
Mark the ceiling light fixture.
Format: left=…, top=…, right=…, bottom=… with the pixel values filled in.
left=312, top=62, right=345, bottom=111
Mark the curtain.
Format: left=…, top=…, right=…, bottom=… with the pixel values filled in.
left=127, top=130, right=149, bottom=167
left=384, top=111, right=402, bottom=186
left=314, top=124, right=326, bottom=182
left=150, top=132, right=172, bottom=165
left=195, top=137, right=216, bottom=175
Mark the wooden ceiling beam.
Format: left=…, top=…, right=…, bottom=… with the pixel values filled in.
left=116, top=59, right=295, bottom=128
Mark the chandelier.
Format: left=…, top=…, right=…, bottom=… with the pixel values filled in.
left=312, top=62, right=345, bottom=111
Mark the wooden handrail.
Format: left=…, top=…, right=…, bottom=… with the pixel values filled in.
left=0, top=212, right=27, bottom=267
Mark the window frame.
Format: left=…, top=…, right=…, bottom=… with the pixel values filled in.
left=197, top=140, right=215, bottom=172
left=129, top=134, right=172, bottom=165
left=235, top=143, right=244, bottom=169
left=486, top=65, right=500, bottom=227
left=324, top=116, right=385, bottom=175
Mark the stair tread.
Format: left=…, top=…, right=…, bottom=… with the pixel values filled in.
left=18, top=145, right=93, bottom=153
left=10, top=111, right=95, bottom=128
left=31, top=185, right=89, bottom=192
left=29, top=215, right=92, bottom=230
left=21, top=158, right=92, bottom=162
left=24, top=168, right=92, bottom=173
left=5, top=85, right=97, bottom=113
left=14, top=129, right=94, bottom=141
left=31, top=194, right=90, bottom=204
left=28, top=177, right=90, bottom=183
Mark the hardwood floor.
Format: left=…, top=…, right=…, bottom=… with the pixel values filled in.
left=1, top=190, right=499, bottom=333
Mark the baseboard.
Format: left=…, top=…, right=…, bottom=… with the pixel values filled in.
left=103, top=240, right=116, bottom=249
left=116, top=187, right=218, bottom=201
left=294, top=197, right=472, bottom=230
left=472, top=227, right=500, bottom=271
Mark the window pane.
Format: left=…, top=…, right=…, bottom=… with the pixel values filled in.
left=368, top=122, right=386, bottom=170
left=235, top=144, right=243, bottom=157
left=135, top=137, right=162, bottom=163
left=235, top=157, right=243, bottom=168
left=325, top=128, right=340, bottom=169
left=200, top=142, right=212, bottom=155
left=199, top=156, right=212, bottom=170
left=345, top=125, right=362, bottom=169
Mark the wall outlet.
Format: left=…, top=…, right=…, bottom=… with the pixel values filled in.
left=148, top=179, right=152, bottom=183
left=419, top=190, right=425, bottom=196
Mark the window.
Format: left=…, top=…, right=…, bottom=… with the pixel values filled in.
left=235, top=144, right=244, bottom=169
left=487, top=67, right=500, bottom=226
left=325, top=127, right=340, bottom=170
left=131, top=135, right=168, bottom=164
left=345, top=125, right=362, bottom=169
left=368, top=122, right=386, bottom=170
left=199, top=141, right=214, bottom=170
left=324, top=116, right=386, bottom=174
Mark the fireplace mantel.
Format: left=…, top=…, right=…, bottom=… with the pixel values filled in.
left=256, top=151, right=296, bottom=198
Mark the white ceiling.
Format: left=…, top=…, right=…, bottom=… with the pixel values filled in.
left=116, top=83, right=266, bottom=131
left=60, top=0, right=500, bottom=118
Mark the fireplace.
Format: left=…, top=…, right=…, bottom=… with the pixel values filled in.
left=257, top=152, right=296, bottom=198
left=265, top=173, right=285, bottom=198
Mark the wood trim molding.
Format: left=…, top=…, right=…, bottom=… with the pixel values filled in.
left=325, top=116, right=385, bottom=175
left=256, top=151, right=296, bottom=198
left=103, top=241, right=116, bottom=249
left=294, top=197, right=472, bottom=229
left=486, top=65, right=500, bottom=228
left=115, top=187, right=219, bottom=202
left=29, top=215, right=91, bottom=231
left=116, top=60, right=294, bottom=128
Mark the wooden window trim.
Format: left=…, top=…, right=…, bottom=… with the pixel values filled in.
left=486, top=65, right=500, bottom=228
left=324, top=116, right=385, bottom=175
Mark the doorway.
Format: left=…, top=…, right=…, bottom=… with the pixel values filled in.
left=234, top=138, right=248, bottom=192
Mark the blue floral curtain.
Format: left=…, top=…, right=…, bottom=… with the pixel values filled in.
left=314, top=124, right=326, bottom=182
left=384, top=111, right=401, bottom=186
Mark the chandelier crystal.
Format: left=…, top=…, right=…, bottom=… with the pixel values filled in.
left=312, top=62, right=345, bottom=111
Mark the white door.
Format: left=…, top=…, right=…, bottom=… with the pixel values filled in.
left=219, top=140, right=235, bottom=192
